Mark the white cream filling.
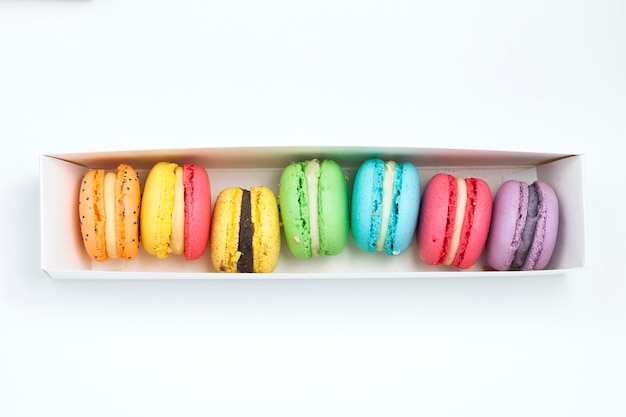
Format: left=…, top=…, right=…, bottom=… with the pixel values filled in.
left=170, top=166, right=185, bottom=254
left=375, top=161, right=396, bottom=251
left=305, top=160, right=320, bottom=256
left=444, top=177, right=467, bottom=265
left=103, top=172, right=119, bottom=258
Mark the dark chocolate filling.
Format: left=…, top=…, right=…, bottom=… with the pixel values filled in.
left=237, top=189, right=255, bottom=273
left=512, top=184, right=539, bottom=269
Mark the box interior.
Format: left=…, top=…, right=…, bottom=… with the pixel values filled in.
left=40, top=146, right=586, bottom=279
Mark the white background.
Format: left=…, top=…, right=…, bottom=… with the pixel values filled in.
left=1, top=1, right=625, bottom=416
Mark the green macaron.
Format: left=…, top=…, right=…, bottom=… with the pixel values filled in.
left=279, top=159, right=349, bottom=260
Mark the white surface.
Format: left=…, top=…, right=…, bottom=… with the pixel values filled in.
left=1, top=1, right=624, bottom=416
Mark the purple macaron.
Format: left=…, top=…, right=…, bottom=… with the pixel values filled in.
left=486, top=180, right=559, bottom=271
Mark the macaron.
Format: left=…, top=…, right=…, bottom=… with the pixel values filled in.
left=210, top=186, right=281, bottom=273
left=486, top=180, right=559, bottom=271
left=416, top=173, right=492, bottom=269
left=279, top=159, right=349, bottom=260
left=351, top=158, right=421, bottom=256
left=140, top=162, right=211, bottom=260
left=78, top=164, right=141, bottom=262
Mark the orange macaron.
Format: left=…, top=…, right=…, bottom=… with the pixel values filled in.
left=78, top=164, right=141, bottom=262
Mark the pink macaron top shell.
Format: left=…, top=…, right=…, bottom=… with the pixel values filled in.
left=416, top=174, right=455, bottom=266
left=416, top=174, right=492, bottom=269
left=183, top=164, right=211, bottom=260
left=453, top=177, right=493, bottom=269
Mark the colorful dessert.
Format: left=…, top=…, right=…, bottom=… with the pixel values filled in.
left=78, top=164, right=141, bottom=262
left=140, top=162, right=211, bottom=260
left=486, top=180, right=559, bottom=271
left=210, top=186, right=281, bottom=273
left=416, top=173, right=492, bottom=269
left=279, top=159, right=349, bottom=259
left=351, top=158, right=421, bottom=256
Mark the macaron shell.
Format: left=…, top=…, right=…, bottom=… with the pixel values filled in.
left=114, top=164, right=141, bottom=260
left=350, top=158, right=382, bottom=253
left=279, top=163, right=312, bottom=260
left=251, top=186, right=281, bottom=272
left=140, top=161, right=179, bottom=258
left=79, top=169, right=108, bottom=262
left=524, top=181, right=559, bottom=270
left=387, top=162, right=420, bottom=256
left=210, top=187, right=242, bottom=272
left=485, top=180, right=528, bottom=271
left=183, top=164, right=211, bottom=260
left=416, top=173, right=454, bottom=265
left=317, top=159, right=349, bottom=256
left=452, top=178, right=492, bottom=269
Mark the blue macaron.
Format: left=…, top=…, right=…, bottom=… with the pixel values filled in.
left=351, top=158, right=421, bottom=256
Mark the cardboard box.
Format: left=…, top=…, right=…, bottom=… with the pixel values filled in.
left=40, top=146, right=587, bottom=279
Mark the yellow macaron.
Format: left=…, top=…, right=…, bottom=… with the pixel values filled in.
left=210, top=186, right=280, bottom=273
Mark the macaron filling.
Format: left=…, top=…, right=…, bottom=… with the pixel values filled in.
left=170, top=166, right=185, bottom=255
left=454, top=178, right=482, bottom=267
left=305, top=160, right=321, bottom=257
left=103, top=171, right=119, bottom=259
left=237, top=189, right=255, bottom=273
left=375, top=161, right=396, bottom=252
left=444, top=177, right=467, bottom=265
left=512, top=183, right=540, bottom=270
left=384, top=163, right=408, bottom=256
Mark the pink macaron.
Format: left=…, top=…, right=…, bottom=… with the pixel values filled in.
left=182, top=164, right=212, bottom=260
left=486, top=180, right=559, bottom=271
left=416, top=173, right=492, bottom=269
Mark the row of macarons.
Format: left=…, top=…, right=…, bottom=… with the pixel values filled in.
left=78, top=158, right=560, bottom=273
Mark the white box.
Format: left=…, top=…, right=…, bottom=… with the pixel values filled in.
left=40, top=146, right=587, bottom=279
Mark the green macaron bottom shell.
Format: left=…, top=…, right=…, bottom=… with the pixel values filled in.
left=279, top=162, right=312, bottom=260
left=279, top=159, right=349, bottom=259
